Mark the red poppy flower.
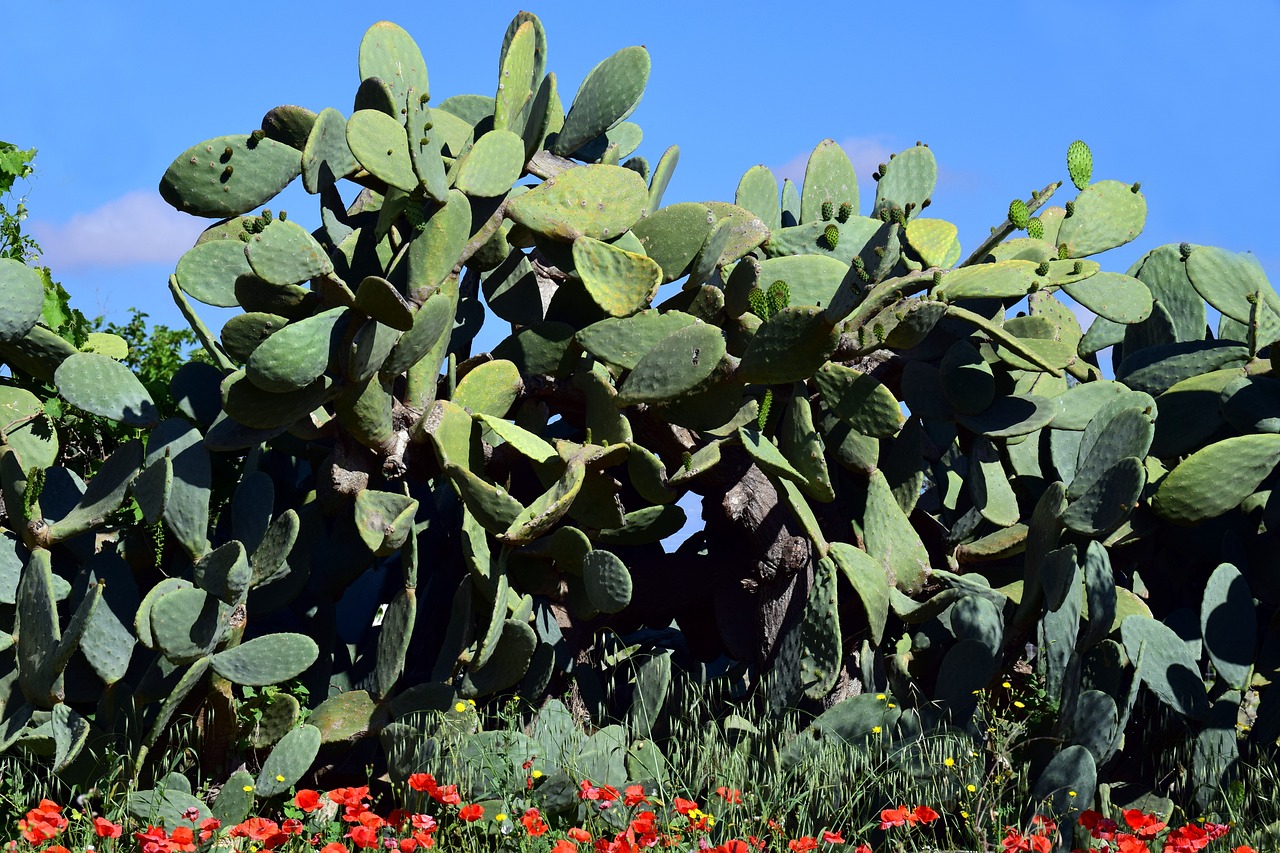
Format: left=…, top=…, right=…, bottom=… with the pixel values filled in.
left=520, top=808, right=548, bottom=836
left=553, top=841, right=578, bottom=853
left=1123, top=809, right=1167, bottom=841
left=624, top=784, right=649, bottom=806
left=410, top=814, right=437, bottom=833
left=672, top=797, right=699, bottom=815
left=880, top=807, right=910, bottom=830
left=1114, top=835, right=1150, bottom=853
left=408, top=773, right=435, bottom=793
left=911, top=805, right=939, bottom=824
left=320, top=844, right=349, bottom=853
left=716, top=786, right=743, bottom=804
left=93, top=817, right=124, bottom=838
left=457, top=803, right=484, bottom=822
left=42, top=846, right=69, bottom=853
left=788, top=837, right=818, bottom=853
left=569, top=827, right=593, bottom=843
left=821, top=830, right=844, bottom=844
left=346, top=824, right=380, bottom=849
left=1079, top=810, right=1119, bottom=841
left=198, top=817, right=222, bottom=843
left=295, top=789, right=323, bottom=812
left=232, top=818, right=281, bottom=841
left=853, top=845, right=873, bottom=853
left=134, top=826, right=170, bottom=853
left=398, top=839, right=417, bottom=853
left=168, top=826, right=197, bottom=852
left=630, top=812, right=657, bottom=836
left=1163, top=824, right=1210, bottom=853
left=717, top=841, right=751, bottom=853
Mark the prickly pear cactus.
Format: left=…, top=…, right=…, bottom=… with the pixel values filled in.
left=0, top=13, right=1273, bottom=821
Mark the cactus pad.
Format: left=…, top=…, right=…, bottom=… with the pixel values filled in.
left=617, top=321, right=724, bottom=404
left=1066, top=139, right=1093, bottom=190
left=245, top=219, right=335, bottom=286
left=0, top=260, right=45, bottom=343
left=506, top=165, right=647, bottom=242
left=55, top=353, right=158, bottom=428
left=582, top=549, right=632, bottom=613
left=160, top=134, right=301, bottom=218
left=573, top=236, right=662, bottom=317
left=553, top=46, right=650, bottom=157
left=210, top=633, right=319, bottom=686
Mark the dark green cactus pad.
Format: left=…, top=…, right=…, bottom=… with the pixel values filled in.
left=174, top=239, right=249, bottom=308
left=949, top=594, right=1004, bottom=653
left=1056, top=180, right=1146, bottom=258
left=210, top=633, right=319, bottom=686
left=461, top=618, right=536, bottom=697
left=935, top=638, right=996, bottom=713
left=0, top=384, right=57, bottom=471
left=453, top=359, right=521, bottom=417
left=874, top=144, right=936, bottom=220
left=616, top=321, right=724, bottom=404
left=1130, top=245, right=1206, bottom=344
left=475, top=413, right=557, bottom=463
left=507, top=165, right=647, bottom=242
left=736, top=165, right=781, bottom=231
left=631, top=202, right=714, bottom=282
left=255, top=724, right=322, bottom=798
left=582, top=549, right=632, bottom=613
left=1062, top=456, right=1143, bottom=537
left=1070, top=404, right=1155, bottom=499
left=1080, top=541, right=1117, bottom=651
left=454, top=129, right=525, bottom=197
left=76, top=553, right=138, bottom=685
left=346, top=319, right=401, bottom=386
left=1118, top=341, right=1249, bottom=396
left=146, top=419, right=211, bottom=560
left=1151, top=434, right=1280, bottom=524
left=0, top=260, right=45, bottom=343
left=310, top=689, right=385, bottom=743
left=940, top=340, right=995, bottom=416
left=347, top=109, right=417, bottom=192
left=815, top=363, right=903, bottom=438
left=222, top=370, right=335, bottom=430
left=756, top=255, right=847, bottom=308
left=596, top=504, right=686, bottom=545
left=221, top=312, right=290, bottom=363
left=245, top=219, right=335, bottom=286
left=553, top=46, right=649, bottom=157
left=865, top=469, right=929, bottom=593
left=384, top=286, right=454, bottom=376
left=439, top=94, right=497, bottom=126
left=212, top=770, right=256, bottom=825
left=55, top=352, right=158, bottom=427
left=800, top=139, right=858, bottom=226
left=1071, top=689, right=1119, bottom=763
left=903, top=218, right=960, bottom=268
left=573, top=236, right=662, bottom=317
left=243, top=691, right=300, bottom=749
left=194, top=540, right=251, bottom=605
left=262, top=105, right=318, bottom=149
left=1122, top=615, right=1209, bottom=719
left=1220, top=374, right=1280, bottom=434
left=353, top=276, right=413, bottom=331
left=0, top=324, right=79, bottom=384
left=159, top=134, right=301, bottom=219
left=135, top=577, right=193, bottom=650
left=738, top=306, right=840, bottom=385
left=969, top=437, right=1019, bottom=527
left=46, top=438, right=143, bottom=544
left=48, top=704, right=84, bottom=772
left=358, top=21, right=429, bottom=117
left=1032, top=745, right=1095, bottom=828
left=1047, top=380, right=1135, bottom=430
left=778, top=391, right=834, bottom=502
left=302, top=107, right=359, bottom=193
left=1185, top=244, right=1280, bottom=331
left=249, top=508, right=301, bottom=587
left=354, top=489, right=418, bottom=556
left=1060, top=271, right=1153, bottom=324
left=577, top=310, right=697, bottom=370
left=126, top=775, right=213, bottom=834
left=1201, top=563, right=1254, bottom=690
left=16, top=548, right=60, bottom=705
left=738, top=426, right=804, bottom=484
left=956, top=394, right=1055, bottom=439
left=245, top=307, right=343, bottom=393
left=377, top=590, right=413, bottom=694
left=495, top=20, right=537, bottom=135
left=828, top=542, right=889, bottom=645
left=500, top=457, right=586, bottom=545
left=934, top=260, right=1039, bottom=302
left=448, top=464, right=524, bottom=533
left=150, top=586, right=230, bottom=663
left=800, top=555, right=842, bottom=700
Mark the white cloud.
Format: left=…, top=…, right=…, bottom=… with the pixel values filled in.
left=30, top=191, right=206, bottom=269
left=773, top=135, right=897, bottom=186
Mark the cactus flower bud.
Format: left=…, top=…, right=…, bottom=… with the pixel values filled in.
left=1008, top=199, right=1030, bottom=229
left=822, top=224, right=840, bottom=250
left=837, top=202, right=853, bottom=222
left=1066, top=139, right=1092, bottom=190
left=821, top=200, right=834, bottom=221
left=1036, top=262, right=1050, bottom=276
left=1180, top=242, right=1192, bottom=260
left=1027, top=218, right=1044, bottom=240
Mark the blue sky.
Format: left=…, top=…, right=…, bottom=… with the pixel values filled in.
left=8, top=0, right=1280, bottom=334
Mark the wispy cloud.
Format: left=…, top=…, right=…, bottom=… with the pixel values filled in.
left=773, top=136, right=897, bottom=187
left=30, top=191, right=205, bottom=269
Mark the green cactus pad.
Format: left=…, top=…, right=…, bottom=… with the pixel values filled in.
left=354, top=489, right=418, bottom=556
left=347, top=109, right=417, bottom=192
left=309, top=690, right=384, bottom=743
left=1070, top=404, right=1154, bottom=499
left=969, top=437, right=1019, bottom=528
left=220, top=312, right=288, bottom=363
left=553, top=46, right=649, bottom=157
left=222, top=370, right=334, bottom=430
left=814, top=363, right=903, bottom=438
left=262, top=105, right=317, bottom=150
left=577, top=311, right=697, bottom=371
left=934, top=260, right=1039, bottom=302
left=736, top=165, right=781, bottom=231
left=737, top=425, right=804, bottom=484
left=302, top=107, right=359, bottom=193
left=358, top=21, right=429, bottom=115
left=940, top=340, right=995, bottom=416
left=582, top=549, right=633, bottom=613
left=194, top=540, right=251, bottom=605
left=1121, top=615, right=1209, bottom=719
left=874, top=145, right=936, bottom=220
left=1201, top=563, right=1254, bottom=691
left=55, top=352, right=158, bottom=427
left=15, top=548, right=60, bottom=704
left=46, top=437, right=143, bottom=545
left=250, top=508, right=300, bottom=585
left=135, top=577, right=193, bottom=650
left=0, top=384, right=57, bottom=471
left=644, top=143, right=679, bottom=214
left=212, top=770, right=256, bottom=825
left=384, top=286, right=454, bottom=377
left=864, top=469, right=929, bottom=593
left=174, top=239, right=252, bottom=308
left=1066, top=139, right=1093, bottom=190
left=1118, top=341, right=1249, bottom=396
left=737, top=307, right=839, bottom=385
left=1062, top=455, right=1144, bottom=536
left=454, top=129, right=526, bottom=197
left=0, top=323, right=80, bottom=383
left=461, top=619, right=537, bottom=697
left=375, top=587, right=416, bottom=695
left=755, top=255, right=848, bottom=309
left=495, top=20, right=537, bottom=135
left=573, top=236, right=662, bottom=317
left=254, top=724, right=321, bottom=797
left=1185, top=245, right=1280, bottom=328
left=475, top=414, right=557, bottom=463
left=903, top=218, right=959, bottom=268
left=159, top=134, right=301, bottom=219
left=956, top=393, right=1055, bottom=439
left=150, top=586, right=231, bottom=663
left=778, top=392, right=834, bottom=503
left=0, top=260, right=46, bottom=343
left=145, top=419, right=211, bottom=560
left=801, top=555, right=842, bottom=700
left=1056, top=180, right=1146, bottom=258
left=1220, top=374, right=1280, bottom=434
left=353, top=275, right=414, bottom=332
left=76, top=554, right=138, bottom=685
left=245, top=219, right=335, bottom=286
left=453, top=359, right=521, bottom=417
left=629, top=202, right=715, bottom=282
left=506, top=165, right=647, bottom=242
left=1032, top=745, right=1095, bottom=828
left=824, top=542, right=887, bottom=645
left=800, top=139, right=859, bottom=226
left=617, top=321, right=724, bottom=404
left=244, top=308, right=343, bottom=393
left=1151, top=434, right=1280, bottom=524
left=405, top=90, right=448, bottom=203
left=1131, top=245, right=1206, bottom=343
left=500, top=457, right=587, bottom=545
left=210, top=633, right=319, bottom=686
left=448, top=464, right=525, bottom=533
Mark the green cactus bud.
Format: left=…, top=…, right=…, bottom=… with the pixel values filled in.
left=1036, top=262, right=1050, bottom=276
left=878, top=162, right=888, bottom=176
left=22, top=466, right=44, bottom=519
left=904, top=202, right=916, bottom=215
left=261, top=209, right=273, bottom=223
left=874, top=245, right=886, bottom=258
left=1027, top=218, right=1044, bottom=240
left=1131, top=182, right=1141, bottom=193
left=822, top=224, right=840, bottom=250
left=221, top=166, right=233, bottom=180
left=893, top=208, right=907, bottom=227
left=757, top=389, right=773, bottom=431
left=933, top=270, right=944, bottom=288
left=871, top=171, right=880, bottom=182
left=767, top=280, right=790, bottom=316
left=921, top=198, right=931, bottom=209
left=1058, top=243, right=1070, bottom=260
left=1073, top=261, right=1084, bottom=275
left=278, top=210, right=287, bottom=221
left=853, top=257, right=870, bottom=283
left=821, top=200, right=834, bottom=221
left=419, top=92, right=430, bottom=105
left=748, top=287, right=769, bottom=319
left=1064, top=201, right=1075, bottom=218
left=250, top=129, right=265, bottom=145
left=837, top=201, right=853, bottom=223
left=873, top=322, right=885, bottom=343
left=1066, top=139, right=1092, bottom=190
left=682, top=451, right=693, bottom=472
left=223, top=146, right=234, bottom=158
left=238, top=232, right=251, bottom=243
left=1180, top=242, right=1192, bottom=260
left=1008, top=199, right=1030, bottom=230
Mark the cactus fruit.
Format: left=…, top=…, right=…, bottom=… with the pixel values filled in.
left=1067, top=139, right=1093, bottom=190
left=822, top=224, right=839, bottom=250
left=1027, top=217, right=1044, bottom=240
left=821, top=200, right=834, bottom=221
left=1008, top=198, right=1030, bottom=229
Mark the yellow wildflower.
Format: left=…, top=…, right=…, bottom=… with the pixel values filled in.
left=275, top=775, right=285, bottom=782
left=455, top=701, right=468, bottom=713
left=531, top=770, right=543, bottom=779
left=495, top=813, right=507, bottom=822
left=872, top=725, right=882, bottom=734
left=944, top=757, right=955, bottom=767
left=966, top=784, right=976, bottom=793
left=1013, top=700, right=1026, bottom=709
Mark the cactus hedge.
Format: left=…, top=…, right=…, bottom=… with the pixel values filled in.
left=1, top=12, right=1278, bottom=821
